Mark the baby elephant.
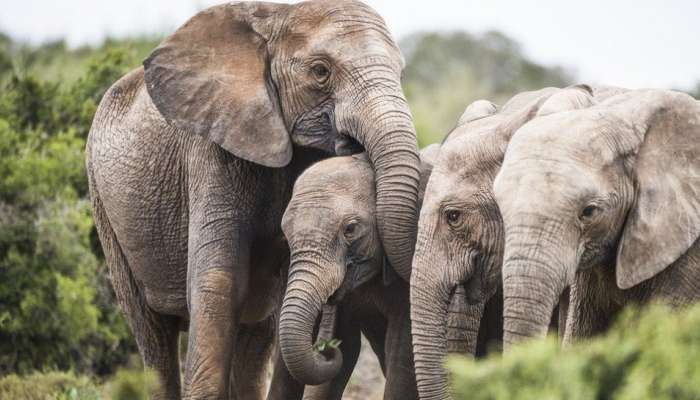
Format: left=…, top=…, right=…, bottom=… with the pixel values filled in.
left=277, top=150, right=436, bottom=399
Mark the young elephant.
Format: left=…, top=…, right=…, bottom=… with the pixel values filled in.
left=279, top=149, right=438, bottom=399
left=493, top=89, right=700, bottom=346
left=410, top=85, right=606, bottom=400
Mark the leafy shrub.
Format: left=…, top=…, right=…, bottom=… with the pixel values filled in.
left=0, top=371, right=101, bottom=400
left=107, top=367, right=157, bottom=400
left=448, top=303, right=700, bottom=400
left=0, top=44, right=139, bottom=376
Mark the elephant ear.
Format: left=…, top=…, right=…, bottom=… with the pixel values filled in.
left=536, top=84, right=595, bottom=117
left=497, top=85, right=594, bottom=144
left=457, top=100, right=499, bottom=126
left=143, top=2, right=292, bottom=167
left=615, top=91, right=700, bottom=289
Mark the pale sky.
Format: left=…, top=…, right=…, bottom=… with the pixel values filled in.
left=2, top=0, right=699, bottom=90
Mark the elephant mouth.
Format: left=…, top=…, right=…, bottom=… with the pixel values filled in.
left=446, top=283, right=471, bottom=354
left=334, top=133, right=365, bottom=156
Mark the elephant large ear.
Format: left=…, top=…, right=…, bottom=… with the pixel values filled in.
left=457, top=100, right=498, bottom=126
left=615, top=90, right=700, bottom=289
left=144, top=2, right=292, bottom=167
left=497, top=85, right=595, bottom=144
left=536, top=84, right=595, bottom=117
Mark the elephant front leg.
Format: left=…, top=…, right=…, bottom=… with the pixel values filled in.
left=382, top=309, right=418, bottom=400
left=229, top=315, right=276, bottom=400
left=183, top=222, right=251, bottom=400
left=267, top=344, right=304, bottom=400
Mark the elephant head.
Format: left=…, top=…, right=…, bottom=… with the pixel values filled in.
left=493, top=89, right=700, bottom=345
left=410, top=86, right=598, bottom=400
left=143, top=0, right=420, bottom=280
left=279, top=148, right=435, bottom=385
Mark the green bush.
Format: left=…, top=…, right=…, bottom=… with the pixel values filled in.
left=0, top=366, right=156, bottom=400
left=448, top=303, right=700, bottom=400
left=0, top=371, right=101, bottom=400
left=0, top=44, right=139, bottom=376
left=107, top=367, right=157, bottom=400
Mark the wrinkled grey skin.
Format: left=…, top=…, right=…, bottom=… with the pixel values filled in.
left=86, top=1, right=420, bottom=399
left=494, top=89, right=700, bottom=347
left=279, top=150, right=433, bottom=398
left=409, top=85, right=625, bottom=399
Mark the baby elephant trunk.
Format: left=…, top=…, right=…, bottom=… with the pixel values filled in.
left=279, top=260, right=343, bottom=385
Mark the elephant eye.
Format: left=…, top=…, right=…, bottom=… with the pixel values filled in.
left=311, top=63, right=331, bottom=84
left=445, top=208, right=463, bottom=228
left=343, top=220, right=360, bottom=240
left=580, top=204, right=602, bottom=221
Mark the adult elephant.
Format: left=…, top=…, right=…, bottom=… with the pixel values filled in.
left=493, top=89, right=700, bottom=346
left=410, top=86, right=598, bottom=400
left=86, top=1, right=420, bottom=398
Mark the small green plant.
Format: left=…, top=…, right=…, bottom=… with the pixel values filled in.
left=313, top=338, right=342, bottom=353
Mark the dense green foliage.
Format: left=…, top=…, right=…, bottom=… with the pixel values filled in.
left=0, top=371, right=102, bottom=400
left=449, top=303, right=700, bottom=400
left=0, top=42, right=142, bottom=375
left=0, top=364, right=156, bottom=400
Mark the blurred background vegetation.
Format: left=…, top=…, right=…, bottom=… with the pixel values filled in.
left=0, top=28, right=698, bottom=399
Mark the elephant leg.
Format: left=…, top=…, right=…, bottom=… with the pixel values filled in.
left=267, top=268, right=304, bottom=400
left=267, top=344, right=304, bottom=400
left=183, top=219, right=252, bottom=399
left=361, top=314, right=388, bottom=374
left=303, top=308, right=362, bottom=400
left=229, top=315, right=276, bottom=400
left=382, top=309, right=418, bottom=400
left=137, top=312, right=182, bottom=400
left=90, top=188, right=182, bottom=399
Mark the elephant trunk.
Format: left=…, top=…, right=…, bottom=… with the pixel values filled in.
left=410, top=234, right=474, bottom=400
left=502, top=230, right=572, bottom=347
left=339, top=80, right=421, bottom=281
left=279, top=259, right=343, bottom=385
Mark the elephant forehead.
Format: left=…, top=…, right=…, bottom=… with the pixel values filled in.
left=423, top=167, right=484, bottom=210
left=296, top=157, right=374, bottom=190
left=286, top=0, right=401, bottom=66
left=509, top=110, right=621, bottom=167
left=283, top=201, right=337, bottom=232
left=439, top=131, right=504, bottom=179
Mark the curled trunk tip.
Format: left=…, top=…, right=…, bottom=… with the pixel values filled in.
left=279, top=274, right=343, bottom=385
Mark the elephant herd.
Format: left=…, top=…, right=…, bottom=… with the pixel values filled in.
left=85, top=1, right=700, bottom=399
